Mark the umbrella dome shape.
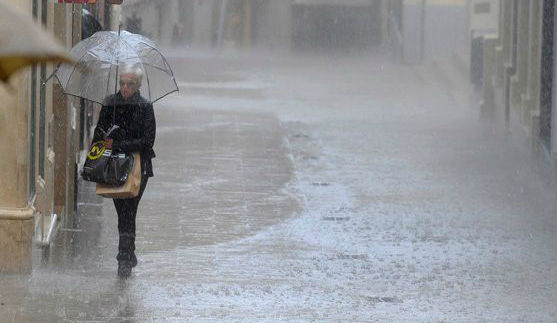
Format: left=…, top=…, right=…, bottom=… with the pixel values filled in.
left=0, top=0, right=73, bottom=82
left=55, top=30, right=178, bottom=105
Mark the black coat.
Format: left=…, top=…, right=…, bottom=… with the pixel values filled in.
left=93, top=91, right=156, bottom=177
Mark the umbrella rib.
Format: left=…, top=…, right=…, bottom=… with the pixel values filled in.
left=62, top=49, right=94, bottom=90
left=158, top=48, right=179, bottom=94
left=136, top=46, right=178, bottom=102
left=151, top=88, right=179, bottom=104
left=105, top=60, right=114, bottom=105
left=140, top=60, right=152, bottom=102
left=137, top=61, right=174, bottom=75
left=81, top=61, right=102, bottom=104
left=127, top=40, right=165, bottom=63
left=139, top=45, right=179, bottom=102
left=57, top=30, right=178, bottom=104
left=60, top=92, right=104, bottom=106
left=110, top=33, right=172, bottom=74
left=137, top=48, right=174, bottom=73
left=120, top=38, right=137, bottom=61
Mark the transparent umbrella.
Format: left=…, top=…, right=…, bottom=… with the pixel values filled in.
left=55, top=30, right=178, bottom=105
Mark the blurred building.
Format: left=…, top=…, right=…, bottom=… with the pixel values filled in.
left=0, top=0, right=120, bottom=273
left=479, top=0, right=557, bottom=157
left=121, top=0, right=386, bottom=52
left=384, top=0, right=470, bottom=64
left=389, top=0, right=557, bottom=161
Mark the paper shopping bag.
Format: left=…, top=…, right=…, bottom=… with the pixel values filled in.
left=96, top=153, right=141, bottom=199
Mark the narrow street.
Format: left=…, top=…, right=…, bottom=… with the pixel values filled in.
left=1, top=49, right=556, bottom=322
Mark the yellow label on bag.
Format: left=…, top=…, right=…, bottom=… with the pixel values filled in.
left=88, top=141, right=106, bottom=160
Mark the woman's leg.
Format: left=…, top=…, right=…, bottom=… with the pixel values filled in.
left=113, top=176, right=148, bottom=276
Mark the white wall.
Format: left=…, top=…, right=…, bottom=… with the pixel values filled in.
left=403, top=0, right=470, bottom=63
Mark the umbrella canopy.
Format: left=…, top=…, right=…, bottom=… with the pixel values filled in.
left=0, top=0, right=74, bottom=82
left=55, top=30, right=178, bottom=105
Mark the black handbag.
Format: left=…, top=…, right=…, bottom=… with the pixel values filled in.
left=82, top=140, right=134, bottom=186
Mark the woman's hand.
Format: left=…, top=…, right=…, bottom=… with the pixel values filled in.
left=104, top=138, right=113, bottom=149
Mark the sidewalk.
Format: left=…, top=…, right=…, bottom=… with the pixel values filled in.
left=0, top=50, right=556, bottom=322
left=0, top=102, right=299, bottom=322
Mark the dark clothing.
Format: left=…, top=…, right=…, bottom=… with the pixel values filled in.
left=92, top=90, right=156, bottom=272
left=93, top=91, right=156, bottom=177
left=114, top=175, right=148, bottom=236
left=115, top=175, right=148, bottom=265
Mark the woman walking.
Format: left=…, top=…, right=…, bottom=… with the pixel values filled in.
left=92, top=63, right=156, bottom=278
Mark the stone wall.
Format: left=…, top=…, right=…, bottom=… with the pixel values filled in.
left=481, top=1, right=545, bottom=148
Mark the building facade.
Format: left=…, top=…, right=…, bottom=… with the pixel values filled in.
left=121, top=0, right=386, bottom=52
left=0, top=0, right=119, bottom=273
left=479, top=0, right=557, bottom=157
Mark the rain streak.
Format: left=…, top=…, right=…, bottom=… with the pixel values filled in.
left=0, top=1, right=556, bottom=322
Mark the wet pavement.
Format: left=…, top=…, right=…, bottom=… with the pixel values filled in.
left=1, top=49, right=556, bottom=322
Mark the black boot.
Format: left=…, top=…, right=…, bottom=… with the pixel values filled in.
left=117, top=233, right=134, bottom=278
left=118, top=260, right=132, bottom=278
left=130, top=235, right=138, bottom=268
